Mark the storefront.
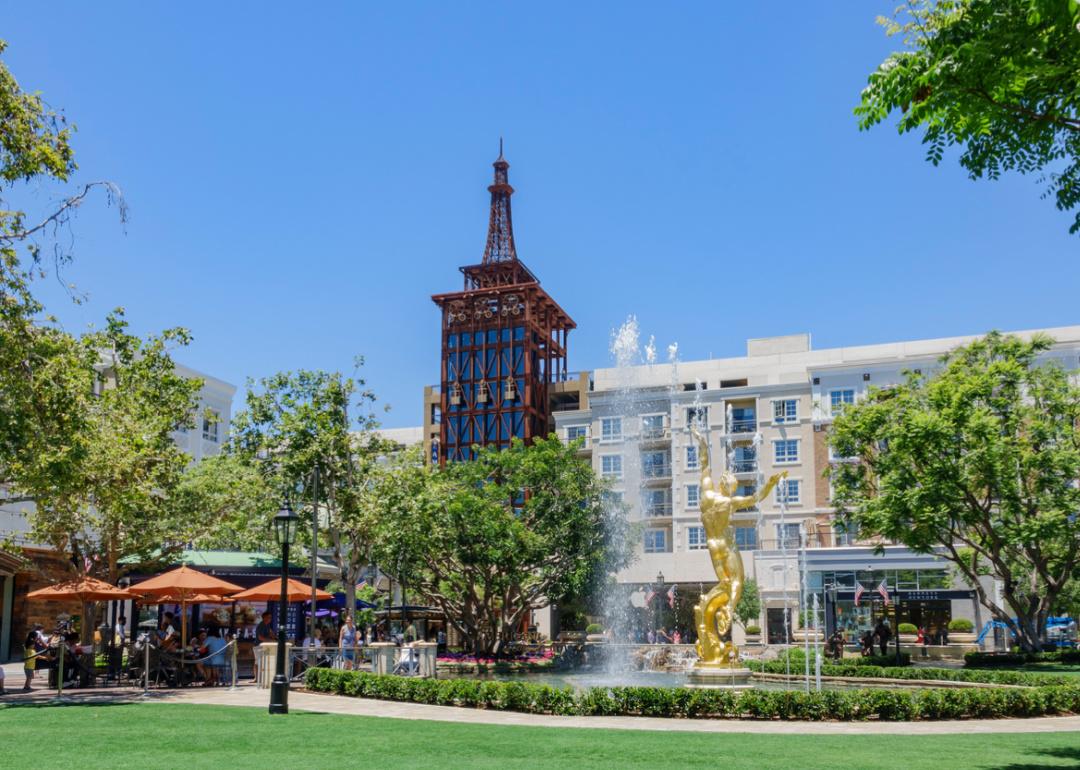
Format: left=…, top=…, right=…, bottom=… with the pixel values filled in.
left=804, top=546, right=982, bottom=644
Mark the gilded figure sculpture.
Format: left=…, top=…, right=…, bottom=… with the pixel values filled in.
left=691, top=427, right=786, bottom=668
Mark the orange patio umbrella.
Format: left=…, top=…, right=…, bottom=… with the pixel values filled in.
left=134, top=566, right=243, bottom=651
left=229, top=577, right=333, bottom=603
left=26, top=576, right=136, bottom=603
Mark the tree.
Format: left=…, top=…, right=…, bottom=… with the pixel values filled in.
left=856, top=1, right=1080, bottom=233
left=227, top=368, right=387, bottom=614
left=373, top=438, right=633, bottom=658
left=735, top=577, right=761, bottom=630
left=829, top=332, right=1080, bottom=651
left=174, top=451, right=277, bottom=553
left=17, top=313, right=202, bottom=581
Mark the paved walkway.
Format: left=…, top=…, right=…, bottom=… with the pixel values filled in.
left=4, top=661, right=1080, bottom=735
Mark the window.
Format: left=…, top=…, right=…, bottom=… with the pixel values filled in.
left=202, top=409, right=220, bottom=442
left=645, top=489, right=671, bottom=516
left=834, top=521, right=858, bottom=546
left=685, top=444, right=699, bottom=470
left=734, top=526, right=758, bottom=550
left=686, top=406, right=708, bottom=430
left=773, top=439, right=799, bottom=464
left=600, top=417, right=622, bottom=442
left=642, top=450, right=670, bottom=478
left=644, top=529, right=668, bottom=553
left=776, top=523, right=801, bottom=549
left=776, top=478, right=801, bottom=505
left=641, top=414, right=664, bottom=437
left=773, top=398, right=798, bottom=424
left=687, top=526, right=707, bottom=550
left=829, top=389, right=855, bottom=415
left=602, top=490, right=624, bottom=508
left=729, top=407, right=755, bottom=433
left=828, top=443, right=856, bottom=462
left=685, top=484, right=700, bottom=508
left=566, top=425, right=587, bottom=442
left=601, top=455, right=623, bottom=479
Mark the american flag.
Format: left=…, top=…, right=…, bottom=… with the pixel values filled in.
left=876, top=580, right=891, bottom=606
left=854, top=583, right=865, bottom=607
left=644, top=587, right=657, bottom=606
left=667, top=585, right=677, bottom=609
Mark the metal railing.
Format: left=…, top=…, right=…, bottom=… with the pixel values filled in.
left=642, top=464, right=672, bottom=479
left=640, top=426, right=670, bottom=441
left=731, top=459, right=757, bottom=473
left=645, top=502, right=673, bottom=517
left=728, top=419, right=757, bottom=433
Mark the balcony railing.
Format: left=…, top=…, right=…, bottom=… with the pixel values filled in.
left=645, top=502, right=673, bottom=517
left=728, top=418, right=757, bottom=434
left=640, top=426, right=671, bottom=441
left=731, top=459, right=757, bottom=474
left=642, top=464, right=672, bottom=480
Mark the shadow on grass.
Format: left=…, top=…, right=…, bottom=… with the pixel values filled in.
left=995, top=747, right=1080, bottom=769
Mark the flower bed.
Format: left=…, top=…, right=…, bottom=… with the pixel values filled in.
left=303, top=669, right=1080, bottom=721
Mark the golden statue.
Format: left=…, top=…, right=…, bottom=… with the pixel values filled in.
left=691, top=427, right=785, bottom=670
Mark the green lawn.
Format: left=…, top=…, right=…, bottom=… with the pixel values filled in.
left=1, top=702, right=1079, bottom=769
left=1017, top=663, right=1080, bottom=677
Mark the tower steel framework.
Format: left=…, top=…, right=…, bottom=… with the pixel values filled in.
left=431, top=149, right=575, bottom=465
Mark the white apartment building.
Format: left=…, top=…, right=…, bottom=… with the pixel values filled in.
left=554, top=325, right=1080, bottom=644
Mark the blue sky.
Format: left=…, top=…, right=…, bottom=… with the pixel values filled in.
left=3, top=2, right=1077, bottom=427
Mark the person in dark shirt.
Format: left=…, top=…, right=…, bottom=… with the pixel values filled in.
left=256, top=612, right=277, bottom=644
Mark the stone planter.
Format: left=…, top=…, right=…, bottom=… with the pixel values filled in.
left=586, top=633, right=607, bottom=644
left=949, top=632, right=977, bottom=645
left=899, top=634, right=918, bottom=645
left=792, top=629, right=824, bottom=642
left=744, top=634, right=762, bottom=645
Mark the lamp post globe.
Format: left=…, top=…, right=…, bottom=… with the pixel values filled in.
left=269, top=500, right=299, bottom=715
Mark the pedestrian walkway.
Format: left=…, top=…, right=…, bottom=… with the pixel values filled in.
left=4, top=660, right=1079, bottom=735
left=168, top=687, right=1080, bottom=735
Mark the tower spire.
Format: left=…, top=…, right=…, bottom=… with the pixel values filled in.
left=482, top=145, right=517, bottom=263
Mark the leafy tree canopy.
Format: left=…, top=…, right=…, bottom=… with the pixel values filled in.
left=856, top=1, right=1080, bottom=233
left=830, top=332, right=1080, bottom=651
left=372, top=437, right=633, bottom=658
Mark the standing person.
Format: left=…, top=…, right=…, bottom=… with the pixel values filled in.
left=338, top=614, right=358, bottom=671
left=204, top=628, right=227, bottom=686
left=22, top=630, right=38, bottom=691
left=114, top=615, right=127, bottom=645
left=254, top=611, right=276, bottom=681
left=873, top=619, right=891, bottom=656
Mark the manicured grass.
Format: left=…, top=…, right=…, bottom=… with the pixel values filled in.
left=1, top=702, right=1079, bottom=769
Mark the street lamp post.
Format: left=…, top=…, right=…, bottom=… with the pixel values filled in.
left=269, top=500, right=299, bottom=715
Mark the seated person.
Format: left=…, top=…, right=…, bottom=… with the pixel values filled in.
left=191, top=629, right=210, bottom=684
left=158, top=612, right=178, bottom=652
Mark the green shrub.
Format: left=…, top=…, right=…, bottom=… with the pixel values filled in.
left=948, top=618, right=974, bottom=633
left=898, top=623, right=918, bottom=634
left=744, top=625, right=761, bottom=635
left=302, top=669, right=1080, bottom=721
left=965, top=649, right=1080, bottom=668
left=585, top=623, right=604, bottom=634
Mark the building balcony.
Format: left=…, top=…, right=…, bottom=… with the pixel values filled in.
left=644, top=502, right=673, bottom=518
left=727, top=418, right=757, bottom=434
left=639, top=426, right=671, bottom=445
left=642, top=464, right=672, bottom=483
left=731, top=459, right=757, bottom=475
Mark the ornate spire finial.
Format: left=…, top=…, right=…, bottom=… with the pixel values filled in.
left=482, top=147, right=517, bottom=263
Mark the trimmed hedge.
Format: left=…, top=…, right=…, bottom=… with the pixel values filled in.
left=965, top=650, right=1080, bottom=668
left=748, top=659, right=1078, bottom=687
left=303, top=668, right=1080, bottom=721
